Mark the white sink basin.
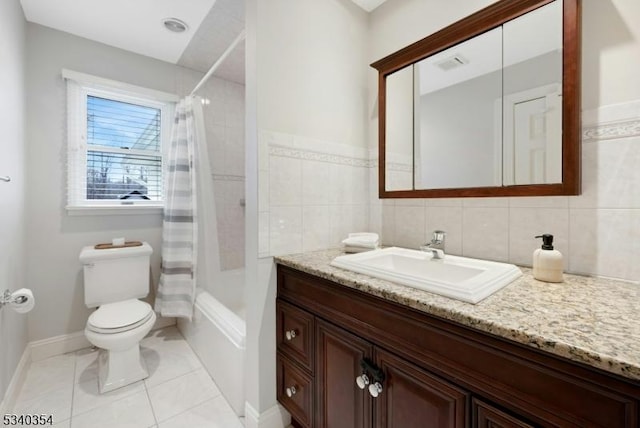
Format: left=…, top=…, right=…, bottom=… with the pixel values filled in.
left=330, top=247, right=522, bottom=303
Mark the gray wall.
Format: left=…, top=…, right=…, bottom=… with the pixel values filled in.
left=25, top=24, right=203, bottom=341
left=0, top=0, right=28, bottom=405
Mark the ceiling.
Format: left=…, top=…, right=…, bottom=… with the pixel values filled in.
left=20, top=0, right=245, bottom=84
left=20, top=0, right=382, bottom=86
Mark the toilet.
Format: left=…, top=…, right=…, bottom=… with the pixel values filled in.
left=79, top=242, right=156, bottom=393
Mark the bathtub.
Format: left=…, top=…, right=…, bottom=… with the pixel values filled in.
left=178, top=268, right=246, bottom=416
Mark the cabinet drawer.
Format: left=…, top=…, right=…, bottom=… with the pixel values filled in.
left=473, top=398, right=534, bottom=428
left=277, top=299, right=314, bottom=372
left=277, top=353, right=314, bottom=428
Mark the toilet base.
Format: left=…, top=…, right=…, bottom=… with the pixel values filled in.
left=98, top=345, right=149, bottom=393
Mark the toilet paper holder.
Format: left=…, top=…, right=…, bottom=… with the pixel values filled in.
left=0, top=289, right=28, bottom=308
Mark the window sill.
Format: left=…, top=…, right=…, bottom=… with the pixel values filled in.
left=66, top=205, right=163, bottom=216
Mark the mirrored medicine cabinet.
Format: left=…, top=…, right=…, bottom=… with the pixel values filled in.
left=371, top=0, right=581, bottom=198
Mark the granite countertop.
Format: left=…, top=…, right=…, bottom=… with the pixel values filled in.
left=274, top=248, right=640, bottom=381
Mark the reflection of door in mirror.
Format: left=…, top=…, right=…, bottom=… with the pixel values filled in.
left=503, top=84, right=562, bottom=185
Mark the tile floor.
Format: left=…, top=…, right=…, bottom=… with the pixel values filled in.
left=11, top=327, right=245, bottom=428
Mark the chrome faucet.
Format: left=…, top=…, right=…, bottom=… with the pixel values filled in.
left=420, top=230, right=446, bottom=260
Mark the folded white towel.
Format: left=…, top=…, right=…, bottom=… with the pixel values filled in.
left=344, top=245, right=377, bottom=254
left=342, top=232, right=379, bottom=248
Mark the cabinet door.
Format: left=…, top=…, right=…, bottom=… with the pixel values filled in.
left=316, top=319, right=373, bottom=428
left=374, top=348, right=468, bottom=428
left=473, top=398, right=534, bottom=428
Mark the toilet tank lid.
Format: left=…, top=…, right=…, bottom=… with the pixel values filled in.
left=79, top=242, right=153, bottom=263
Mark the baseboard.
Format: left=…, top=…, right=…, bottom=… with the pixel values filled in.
left=244, top=402, right=291, bottom=428
left=30, top=330, right=91, bottom=362
left=30, top=316, right=176, bottom=362
left=0, top=345, right=31, bottom=414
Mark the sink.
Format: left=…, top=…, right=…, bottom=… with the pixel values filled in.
left=330, top=247, right=522, bottom=303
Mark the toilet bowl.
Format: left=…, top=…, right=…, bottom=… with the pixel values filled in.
left=84, top=299, right=156, bottom=393
left=79, top=242, right=155, bottom=394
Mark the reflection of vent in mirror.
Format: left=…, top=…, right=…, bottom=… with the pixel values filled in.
left=435, top=54, right=468, bottom=71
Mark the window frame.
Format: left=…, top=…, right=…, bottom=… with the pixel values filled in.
left=64, top=69, right=177, bottom=215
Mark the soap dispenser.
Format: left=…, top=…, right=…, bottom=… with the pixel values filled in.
left=533, top=234, right=563, bottom=283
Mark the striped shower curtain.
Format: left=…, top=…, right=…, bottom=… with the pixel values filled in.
left=155, top=97, right=200, bottom=319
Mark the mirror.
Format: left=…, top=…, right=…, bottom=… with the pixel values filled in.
left=372, top=0, right=580, bottom=198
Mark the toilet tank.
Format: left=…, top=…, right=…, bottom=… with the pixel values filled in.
left=79, top=242, right=153, bottom=308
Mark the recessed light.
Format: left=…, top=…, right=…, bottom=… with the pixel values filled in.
left=163, top=18, right=189, bottom=33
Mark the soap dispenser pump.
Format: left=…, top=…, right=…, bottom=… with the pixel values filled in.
left=533, top=234, right=563, bottom=283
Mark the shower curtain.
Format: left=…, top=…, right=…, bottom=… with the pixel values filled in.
left=155, top=96, right=220, bottom=319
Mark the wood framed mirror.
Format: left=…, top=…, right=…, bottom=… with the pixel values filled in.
left=371, top=0, right=581, bottom=198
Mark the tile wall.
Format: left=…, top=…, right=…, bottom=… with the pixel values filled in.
left=371, top=101, right=640, bottom=282
left=258, top=131, right=371, bottom=257
left=201, top=76, right=246, bottom=270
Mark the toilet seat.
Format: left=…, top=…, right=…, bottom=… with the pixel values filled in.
left=87, top=299, right=154, bottom=334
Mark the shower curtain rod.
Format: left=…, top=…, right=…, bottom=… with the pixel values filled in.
left=190, top=29, right=246, bottom=96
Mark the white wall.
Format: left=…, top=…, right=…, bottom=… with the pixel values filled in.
left=245, top=0, right=369, bottom=419
left=257, top=0, right=370, bottom=259
left=0, top=0, right=28, bottom=405
left=25, top=24, right=204, bottom=341
left=369, top=0, right=640, bottom=282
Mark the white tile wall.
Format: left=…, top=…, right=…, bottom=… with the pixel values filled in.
left=202, top=76, right=246, bottom=270
left=370, top=101, right=640, bottom=282
left=259, top=131, right=371, bottom=257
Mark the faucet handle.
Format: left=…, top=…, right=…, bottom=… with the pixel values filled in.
left=431, top=230, right=446, bottom=244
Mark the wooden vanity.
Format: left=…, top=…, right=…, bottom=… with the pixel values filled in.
left=275, top=252, right=640, bottom=428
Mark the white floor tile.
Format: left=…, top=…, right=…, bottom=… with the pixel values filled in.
left=70, top=390, right=156, bottom=428
left=18, top=354, right=75, bottom=402
left=141, top=327, right=183, bottom=346
left=157, top=396, right=243, bottom=428
left=13, top=383, right=72, bottom=425
left=141, top=332, right=202, bottom=388
left=53, top=419, right=71, bottom=428
left=147, top=368, right=221, bottom=423
left=74, top=348, right=99, bottom=384
left=72, top=378, right=144, bottom=416
left=12, top=327, right=244, bottom=428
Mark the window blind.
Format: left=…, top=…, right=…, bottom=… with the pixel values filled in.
left=85, top=96, right=162, bottom=201
left=66, top=75, right=173, bottom=210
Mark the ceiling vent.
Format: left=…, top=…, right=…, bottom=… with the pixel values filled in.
left=435, top=54, right=468, bottom=71
left=163, top=18, right=189, bottom=33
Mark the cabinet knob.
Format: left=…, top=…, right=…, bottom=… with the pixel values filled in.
left=368, top=382, right=383, bottom=398
left=285, top=329, right=297, bottom=341
left=286, top=386, right=297, bottom=397
left=355, top=374, right=370, bottom=389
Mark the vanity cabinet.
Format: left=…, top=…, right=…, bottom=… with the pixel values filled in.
left=276, top=265, right=640, bottom=428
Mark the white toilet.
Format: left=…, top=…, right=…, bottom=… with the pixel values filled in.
left=79, top=242, right=156, bottom=393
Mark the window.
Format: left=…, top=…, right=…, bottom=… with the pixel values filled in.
left=64, top=70, right=176, bottom=213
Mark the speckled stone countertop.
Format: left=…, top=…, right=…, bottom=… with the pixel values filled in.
left=274, top=248, right=640, bottom=381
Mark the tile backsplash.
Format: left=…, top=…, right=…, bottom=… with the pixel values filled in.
left=372, top=100, right=640, bottom=282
